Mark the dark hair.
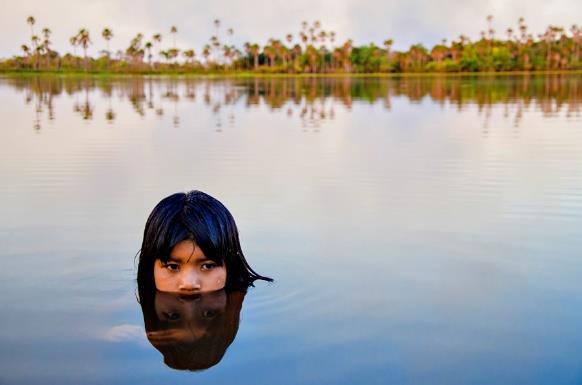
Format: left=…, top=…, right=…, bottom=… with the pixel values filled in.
left=137, top=190, right=272, bottom=292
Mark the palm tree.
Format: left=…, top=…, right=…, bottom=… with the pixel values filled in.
left=331, top=47, right=342, bottom=71
left=318, top=30, right=327, bottom=46
left=542, top=26, right=554, bottom=68
left=26, top=16, right=35, bottom=33
left=430, top=44, right=448, bottom=64
left=506, top=27, right=514, bottom=56
left=170, top=26, right=177, bottom=49
left=486, top=15, right=495, bottom=50
left=34, top=44, right=43, bottom=68
left=517, top=17, right=529, bottom=69
left=250, top=43, right=260, bottom=70
left=214, top=19, right=221, bottom=37
left=21, top=44, right=31, bottom=66
left=26, top=16, right=36, bottom=46
left=160, top=50, right=170, bottom=64
left=243, top=43, right=250, bottom=68
left=152, top=33, right=162, bottom=64
left=31, top=35, right=40, bottom=69
left=571, top=24, right=581, bottom=63
left=126, top=33, right=145, bottom=66
left=273, top=39, right=288, bottom=68
left=69, top=36, right=78, bottom=57
left=300, top=32, right=308, bottom=51
left=183, top=49, right=195, bottom=67
left=244, top=43, right=259, bottom=69
left=202, top=44, right=211, bottom=65
left=41, top=27, right=51, bottom=68
left=383, top=39, right=393, bottom=63
left=305, top=44, right=318, bottom=73
left=518, top=17, right=527, bottom=41
left=226, top=28, right=234, bottom=64
left=26, top=16, right=37, bottom=68
left=408, top=44, right=428, bottom=70
left=268, top=44, right=278, bottom=68
left=168, top=48, right=179, bottom=65
left=506, top=27, right=513, bottom=41
left=223, top=44, right=234, bottom=68
left=342, top=39, right=353, bottom=72
left=102, top=27, right=113, bottom=57
left=487, top=15, right=494, bottom=32
left=76, top=28, right=92, bottom=70
left=8, top=13, right=582, bottom=74
left=210, top=35, right=220, bottom=63
left=145, top=41, right=153, bottom=66
left=318, top=30, right=328, bottom=69
left=286, top=34, right=294, bottom=64
left=546, top=25, right=564, bottom=68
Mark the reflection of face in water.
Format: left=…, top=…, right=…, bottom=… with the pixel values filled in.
left=141, top=290, right=245, bottom=371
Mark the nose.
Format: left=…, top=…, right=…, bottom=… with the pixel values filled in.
left=178, top=270, right=201, bottom=292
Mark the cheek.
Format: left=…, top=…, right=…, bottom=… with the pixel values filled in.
left=207, top=267, right=227, bottom=290
left=153, top=262, right=177, bottom=291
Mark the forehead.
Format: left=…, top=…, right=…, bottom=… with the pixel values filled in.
left=170, top=240, right=206, bottom=261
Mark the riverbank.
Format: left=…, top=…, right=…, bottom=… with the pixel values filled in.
left=1, top=69, right=582, bottom=79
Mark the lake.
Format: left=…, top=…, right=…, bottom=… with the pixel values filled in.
left=0, top=74, right=581, bottom=385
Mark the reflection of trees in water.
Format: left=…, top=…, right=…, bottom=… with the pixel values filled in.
left=9, top=75, right=581, bottom=131
left=73, top=79, right=94, bottom=121
left=22, top=77, right=56, bottom=131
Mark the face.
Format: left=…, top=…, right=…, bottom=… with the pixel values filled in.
left=147, top=290, right=228, bottom=345
left=154, top=240, right=227, bottom=294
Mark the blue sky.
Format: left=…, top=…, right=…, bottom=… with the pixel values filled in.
left=0, top=0, right=580, bottom=57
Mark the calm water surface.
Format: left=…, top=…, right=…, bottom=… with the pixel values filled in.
left=0, top=75, right=581, bottom=384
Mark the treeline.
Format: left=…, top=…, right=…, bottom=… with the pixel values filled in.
left=2, top=16, right=582, bottom=74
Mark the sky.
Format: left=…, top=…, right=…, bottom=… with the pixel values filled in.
left=0, top=0, right=580, bottom=57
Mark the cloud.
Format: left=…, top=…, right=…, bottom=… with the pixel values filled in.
left=103, top=323, right=145, bottom=343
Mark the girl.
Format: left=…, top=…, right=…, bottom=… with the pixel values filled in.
left=137, top=190, right=272, bottom=294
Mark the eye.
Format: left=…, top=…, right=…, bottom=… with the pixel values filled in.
left=163, top=312, right=181, bottom=321
left=162, top=262, right=180, bottom=272
left=201, top=262, right=218, bottom=271
left=202, top=309, right=217, bottom=318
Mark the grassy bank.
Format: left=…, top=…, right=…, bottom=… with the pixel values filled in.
left=1, top=69, right=582, bottom=79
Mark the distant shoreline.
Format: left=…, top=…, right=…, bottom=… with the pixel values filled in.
left=1, top=69, right=581, bottom=79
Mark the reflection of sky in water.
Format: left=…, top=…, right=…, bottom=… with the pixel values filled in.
left=0, top=75, right=581, bottom=384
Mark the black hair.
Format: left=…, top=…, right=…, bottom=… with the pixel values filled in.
left=137, top=190, right=272, bottom=292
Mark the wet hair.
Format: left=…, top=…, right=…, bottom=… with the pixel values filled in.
left=137, top=190, right=272, bottom=292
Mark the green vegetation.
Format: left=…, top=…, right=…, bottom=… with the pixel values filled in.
left=2, top=16, right=582, bottom=74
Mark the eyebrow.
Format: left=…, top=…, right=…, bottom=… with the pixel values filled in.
left=167, top=255, right=213, bottom=263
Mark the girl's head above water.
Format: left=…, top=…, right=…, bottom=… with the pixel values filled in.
left=137, top=190, right=272, bottom=293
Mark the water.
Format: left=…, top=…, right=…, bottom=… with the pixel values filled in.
left=0, top=74, right=581, bottom=385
